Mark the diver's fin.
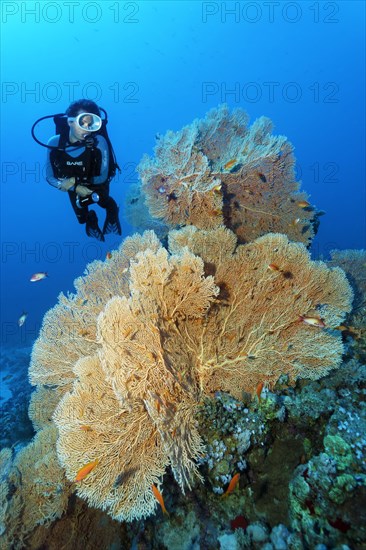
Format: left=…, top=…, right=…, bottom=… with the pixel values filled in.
left=86, top=210, right=105, bottom=242
left=103, top=208, right=122, bottom=236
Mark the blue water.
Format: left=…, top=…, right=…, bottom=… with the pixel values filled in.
left=1, top=0, right=365, bottom=350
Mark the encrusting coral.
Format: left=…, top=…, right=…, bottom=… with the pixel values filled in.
left=137, top=104, right=319, bottom=246
left=24, top=226, right=352, bottom=523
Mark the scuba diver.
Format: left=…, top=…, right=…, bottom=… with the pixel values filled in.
left=32, top=99, right=121, bottom=241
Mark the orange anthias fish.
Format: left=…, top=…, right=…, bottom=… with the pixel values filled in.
left=152, top=484, right=169, bottom=516
left=223, top=159, right=237, bottom=170
left=299, top=315, right=325, bottom=328
left=268, top=263, right=281, bottom=272
left=256, top=382, right=264, bottom=402
left=222, top=473, right=240, bottom=497
left=106, top=251, right=112, bottom=260
left=30, top=272, right=48, bottom=282
left=75, top=459, right=99, bottom=482
left=297, top=200, right=311, bottom=208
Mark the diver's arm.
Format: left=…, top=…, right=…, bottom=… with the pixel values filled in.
left=45, top=135, right=76, bottom=190
left=92, top=135, right=109, bottom=184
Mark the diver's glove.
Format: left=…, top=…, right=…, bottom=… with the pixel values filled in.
left=75, top=185, right=93, bottom=198
left=57, top=177, right=76, bottom=191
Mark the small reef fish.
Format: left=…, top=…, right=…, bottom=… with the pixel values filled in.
left=113, top=467, right=138, bottom=488
left=80, top=425, right=93, bottom=432
left=106, top=251, right=112, bottom=260
left=113, top=473, right=124, bottom=488
left=152, top=484, right=169, bottom=516
left=222, top=473, right=240, bottom=497
left=256, top=382, right=264, bottom=402
left=257, top=172, right=267, bottom=183
left=268, top=263, right=281, bottom=272
left=18, top=312, right=28, bottom=327
left=75, top=459, right=99, bottom=482
left=212, top=183, right=222, bottom=194
left=297, top=200, right=311, bottom=208
left=299, top=315, right=325, bottom=328
left=30, top=272, right=48, bottom=282
left=223, top=159, right=237, bottom=170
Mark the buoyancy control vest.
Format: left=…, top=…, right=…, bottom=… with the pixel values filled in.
left=49, top=136, right=102, bottom=183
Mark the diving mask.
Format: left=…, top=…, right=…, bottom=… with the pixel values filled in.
left=67, top=112, right=102, bottom=132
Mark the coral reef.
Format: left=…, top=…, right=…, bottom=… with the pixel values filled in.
left=288, top=359, right=366, bottom=548
left=1, top=106, right=364, bottom=548
left=137, top=104, right=320, bottom=246
left=2, top=493, right=131, bottom=550
left=1, top=283, right=362, bottom=548
left=22, top=226, right=353, bottom=526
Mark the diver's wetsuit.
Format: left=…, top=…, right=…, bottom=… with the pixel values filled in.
left=46, top=134, right=120, bottom=238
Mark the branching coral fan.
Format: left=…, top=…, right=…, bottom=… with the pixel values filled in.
left=26, top=227, right=352, bottom=522
left=137, top=104, right=318, bottom=245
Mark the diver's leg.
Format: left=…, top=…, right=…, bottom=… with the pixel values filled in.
left=68, top=190, right=88, bottom=224
left=94, top=185, right=122, bottom=236
left=100, top=197, right=122, bottom=235
left=68, top=190, right=104, bottom=241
